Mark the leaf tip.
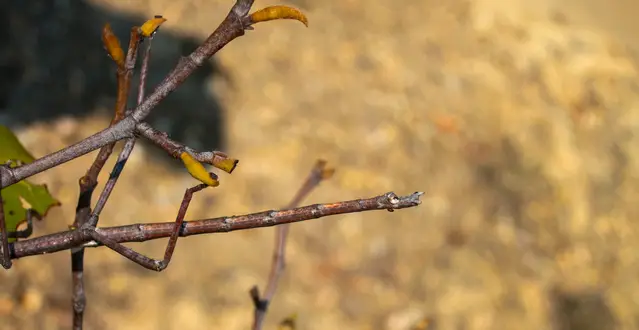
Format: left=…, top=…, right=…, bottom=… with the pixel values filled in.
left=140, top=16, right=168, bottom=38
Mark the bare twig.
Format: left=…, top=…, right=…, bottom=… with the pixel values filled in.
left=10, top=192, right=423, bottom=260
left=80, top=27, right=141, bottom=197
left=88, top=36, right=154, bottom=227
left=137, top=30, right=154, bottom=106
left=88, top=184, right=208, bottom=271
left=135, top=122, right=238, bottom=173
left=251, top=160, right=334, bottom=330
left=88, top=33, right=206, bottom=268
left=70, top=246, right=86, bottom=330
left=71, top=27, right=142, bottom=330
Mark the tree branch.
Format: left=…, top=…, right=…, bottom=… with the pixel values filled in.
left=129, top=7, right=247, bottom=123
left=251, top=160, right=334, bottom=330
left=0, top=118, right=136, bottom=189
left=9, top=192, right=423, bottom=260
left=0, top=1, right=257, bottom=190
left=135, top=122, right=238, bottom=173
left=71, top=26, right=142, bottom=330
left=87, top=36, right=154, bottom=228
left=82, top=27, right=141, bottom=192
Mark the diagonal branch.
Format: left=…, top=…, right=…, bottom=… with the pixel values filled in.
left=251, top=160, right=334, bottom=330
left=81, top=27, right=141, bottom=195
left=87, top=183, right=208, bottom=271
left=0, top=118, right=136, bottom=189
left=129, top=7, right=247, bottom=123
left=87, top=34, right=154, bottom=228
left=135, top=122, right=238, bottom=174
left=10, top=192, right=423, bottom=260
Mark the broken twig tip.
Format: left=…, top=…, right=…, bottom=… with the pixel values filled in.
left=410, top=192, right=424, bottom=204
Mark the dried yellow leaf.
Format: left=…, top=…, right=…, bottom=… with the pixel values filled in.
left=101, top=23, right=125, bottom=67
left=139, top=16, right=167, bottom=38
left=249, top=6, right=308, bottom=27
left=180, top=152, right=219, bottom=187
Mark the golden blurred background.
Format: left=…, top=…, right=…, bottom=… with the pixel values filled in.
left=2, top=0, right=639, bottom=329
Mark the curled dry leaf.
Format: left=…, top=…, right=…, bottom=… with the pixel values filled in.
left=139, top=16, right=168, bottom=38
left=179, top=152, right=219, bottom=187
left=101, top=23, right=125, bottom=67
left=249, top=6, right=309, bottom=27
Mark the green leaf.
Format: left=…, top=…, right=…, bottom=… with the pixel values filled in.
left=0, top=125, right=60, bottom=242
left=0, top=125, right=35, bottom=166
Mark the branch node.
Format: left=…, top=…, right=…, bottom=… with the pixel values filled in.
left=250, top=286, right=269, bottom=312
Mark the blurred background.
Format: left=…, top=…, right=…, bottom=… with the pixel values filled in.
left=1, top=0, right=639, bottom=329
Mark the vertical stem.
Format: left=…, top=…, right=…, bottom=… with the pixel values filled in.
left=251, top=160, right=334, bottom=330
left=88, top=36, right=154, bottom=227
left=70, top=26, right=142, bottom=330
left=71, top=247, right=86, bottom=329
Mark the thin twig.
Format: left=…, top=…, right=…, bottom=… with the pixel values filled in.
left=0, top=167, right=11, bottom=269
left=137, top=34, right=154, bottom=106
left=88, top=184, right=208, bottom=271
left=251, top=160, right=334, bottom=330
left=84, top=39, right=211, bottom=272
left=70, top=246, right=85, bottom=330
left=9, top=192, right=423, bottom=260
left=7, top=210, right=35, bottom=239
left=71, top=27, right=141, bottom=330
left=135, top=122, right=238, bottom=173
left=80, top=27, right=141, bottom=196
left=87, top=36, right=154, bottom=227
left=86, top=140, right=136, bottom=225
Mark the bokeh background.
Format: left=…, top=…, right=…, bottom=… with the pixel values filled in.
left=1, top=0, right=639, bottom=329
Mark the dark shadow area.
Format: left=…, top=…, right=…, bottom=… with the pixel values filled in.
left=0, top=0, right=228, bottom=163
left=550, top=287, right=618, bottom=330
